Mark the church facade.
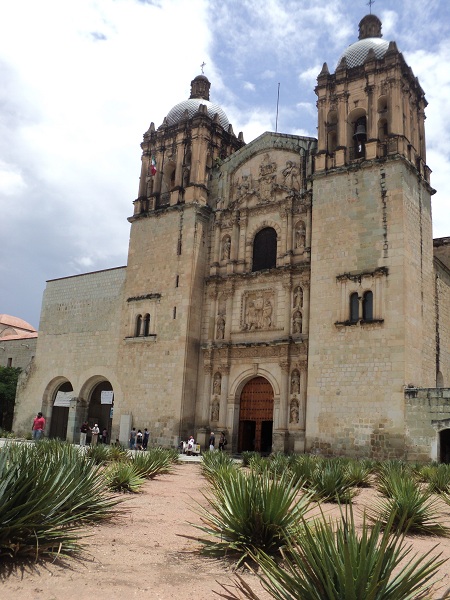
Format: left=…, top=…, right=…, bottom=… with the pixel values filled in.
left=13, top=14, right=450, bottom=461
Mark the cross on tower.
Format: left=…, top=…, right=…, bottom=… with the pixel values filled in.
left=200, top=61, right=206, bottom=74
left=367, top=0, right=375, bottom=13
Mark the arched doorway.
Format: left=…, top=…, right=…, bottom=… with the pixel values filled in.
left=49, top=381, right=73, bottom=440
left=238, top=376, right=274, bottom=453
left=440, top=429, right=450, bottom=464
left=87, top=381, right=114, bottom=443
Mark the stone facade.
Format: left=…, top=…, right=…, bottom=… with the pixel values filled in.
left=13, top=15, right=450, bottom=460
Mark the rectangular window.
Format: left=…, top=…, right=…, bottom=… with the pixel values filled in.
left=7, top=357, right=12, bottom=367
left=173, top=306, right=177, bottom=319
left=175, top=275, right=179, bottom=287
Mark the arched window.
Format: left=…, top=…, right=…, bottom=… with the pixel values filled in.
left=362, top=291, right=373, bottom=321
left=349, top=293, right=359, bottom=323
left=143, top=314, right=150, bottom=336
left=135, top=315, right=142, bottom=337
left=252, top=227, right=277, bottom=272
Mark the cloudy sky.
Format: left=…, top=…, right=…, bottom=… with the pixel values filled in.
left=1, top=0, right=449, bottom=328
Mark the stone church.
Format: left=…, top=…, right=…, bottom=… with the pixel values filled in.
left=14, top=14, right=450, bottom=461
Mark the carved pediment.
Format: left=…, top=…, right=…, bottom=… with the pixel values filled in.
left=230, top=150, right=305, bottom=210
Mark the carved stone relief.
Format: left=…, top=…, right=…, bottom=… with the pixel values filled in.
left=289, top=398, right=300, bottom=424
left=221, top=235, right=231, bottom=261
left=291, top=369, right=300, bottom=394
left=242, top=290, right=274, bottom=331
left=216, top=314, right=226, bottom=340
left=293, top=286, right=303, bottom=309
left=213, top=372, right=222, bottom=395
left=295, top=220, right=306, bottom=249
left=211, top=398, right=219, bottom=422
left=292, top=310, right=302, bottom=334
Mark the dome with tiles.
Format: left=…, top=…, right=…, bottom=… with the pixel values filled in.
left=337, top=14, right=390, bottom=69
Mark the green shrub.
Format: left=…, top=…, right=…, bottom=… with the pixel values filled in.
left=191, top=469, right=313, bottom=565
left=106, top=444, right=129, bottom=463
left=0, top=441, right=119, bottom=561
left=241, top=451, right=260, bottom=467
left=308, top=460, right=355, bottom=503
left=201, top=449, right=236, bottom=483
left=426, top=464, right=450, bottom=494
left=104, top=462, right=145, bottom=493
left=84, top=443, right=110, bottom=464
left=130, top=449, right=173, bottom=479
left=217, top=506, right=446, bottom=600
left=367, top=476, right=449, bottom=536
left=344, top=458, right=373, bottom=488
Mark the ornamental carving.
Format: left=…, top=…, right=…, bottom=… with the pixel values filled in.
left=211, top=399, right=219, bottom=422
left=213, top=372, right=222, bottom=395
left=242, top=290, right=274, bottom=331
left=291, top=369, right=300, bottom=394
left=289, top=398, right=300, bottom=424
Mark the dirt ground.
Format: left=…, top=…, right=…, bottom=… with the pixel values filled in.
left=2, top=461, right=450, bottom=600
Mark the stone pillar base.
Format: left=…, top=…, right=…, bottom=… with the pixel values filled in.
left=272, top=429, right=288, bottom=453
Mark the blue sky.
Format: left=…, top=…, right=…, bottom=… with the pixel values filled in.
left=1, top=0, right=449, bottom=328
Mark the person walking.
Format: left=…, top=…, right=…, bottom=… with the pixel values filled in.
left=209, top=431, right=215, bottom=452
left=79, top=421, right=90, bottom=446
left=142, top=428, right=150, bottom=450
left=91, top=423, right=100, bottom=446
left=32, top=412, right=46, bottom=441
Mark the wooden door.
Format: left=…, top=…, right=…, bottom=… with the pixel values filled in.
left=238, top=377, right=274, bottom=453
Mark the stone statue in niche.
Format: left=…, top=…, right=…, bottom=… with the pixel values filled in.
left=222, top=236, right=231, bottom=261
left=293, top=286, right=303, bottom=308
left=211, top=399, right=219, bottom=422
left=243, top=291, right=274, bottom=331
left=292, top=310, right=302, bottom=334
left=291, top=370, right=300, bottom=394
left=216, top=314, right=226, bottom=340
left=289, top=398, right=300, bottom=424
left=182, top=167, right=190, bottom=188
left=213, top=372, right=222, bottom=395
left=282, top=160, right=301, bottom=190
left=295, top=222, right=306, bottom=249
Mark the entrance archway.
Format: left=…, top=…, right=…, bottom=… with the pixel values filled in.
left=440, top=429, right=450, bottom=464
left=87, top=381, right=114, bottom=443
left=49, top=381, right=73, bottom=440
left=238, top=376, right=274, bottom=453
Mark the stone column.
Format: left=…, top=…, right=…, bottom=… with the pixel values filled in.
left=278, top=361, right=290, bottom=431
left=299, top=366, right=307, bottom=429
left=202, top=365, right=213, bottom=426
left=208, top=288, right=218, bottom=340
left=224, top=291, right=233, bottom=341
left=238, top=211, right=249, bottom=267
left=337, top=92, right=348, bottom=148
left=283, top=280, right=292, bottom=335
left=306, top=203, right=312, bottom=249
left=302, top=282, right=310, bottom=335
left=231, top=217, right=239, bottom=262
left=219, top=365, right=230, bottom=430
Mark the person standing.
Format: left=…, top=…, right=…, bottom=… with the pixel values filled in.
left=32, top=412, right=46, bottom=441
left=136, top=429, right=143, bottom=450
left=91, top=423, right=100, bottom=446
left=79, top=421, right=90, bottom=447
left=142, top=428, right=150, bottom=450
left=101, top=428, right=108, bottom=444
left=129, top=427, right=137, bottom=450
left=209, top=431, right=215, bottom=452
left=218, top=432, right=227, bottom=451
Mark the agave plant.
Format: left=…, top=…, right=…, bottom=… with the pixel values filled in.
left=0, top=441, right=119, bottom=561
left=367, top=476, right=450, bottom=536
left=130, top=448, right=173, bottom=478
left=201, top=449, right=236, bottom=484
left=190, top=469, right=313, bottom=565
left=84, top=443, right=110, bottom=464
left=217, top=506, right=446, bottom=600
left=308, top=459, right=355, bottom=503
left=106, top=444, right=130, bottom=462
left=344, top=458, right=373, bottom=488
left=288, top=454, right=322, bottom=488
left=241, top=451, right=260, bottom=467
left=104, top=462, right=145, bottom=493
left=426, top=464, right=450, bottom=494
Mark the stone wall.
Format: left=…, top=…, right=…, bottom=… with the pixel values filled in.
left=13, top=267, right=126, bottom=436
left=0, top=338, right=37, bottom=370
left=435, top=260, right=450, bottom=388
left=405, top=387, right=450, bottom=461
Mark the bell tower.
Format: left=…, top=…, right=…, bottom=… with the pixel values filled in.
left=306, top=15, right=435, bottom=458
left=117, top=76, right=244, bottom=445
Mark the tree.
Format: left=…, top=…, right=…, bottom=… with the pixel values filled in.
left=0, top=366, right=22, bottom=431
